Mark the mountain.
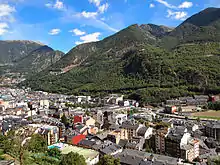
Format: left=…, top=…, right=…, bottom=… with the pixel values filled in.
left=12, top=46, right=64, bottom=74
left=0, top=40, right=64, bottom=75
left=23, top=8, right=220, bottom=104
left=0, top=40, right=44, bottom=65
left=161, top=7, right=220, bottom=49
left=47, top=24, right=171, bottom=72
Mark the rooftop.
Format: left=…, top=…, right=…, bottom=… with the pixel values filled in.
left=115, top=149, right=179, bottom=165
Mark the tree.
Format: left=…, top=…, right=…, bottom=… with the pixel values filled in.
left=60, top=152, right=86, bottom=165
left=197, top=117, right=201, bottom=123
left=138, top=119, right=145, bottom=124
left=47, top=148, right=61, bottom=159
left=97, top=155, right=120, bottom=165
left=61, top=114, right=69, bottom=127
left=178, top=107, right=182, bottom=112
left=145, top=143, right=151, bottom=153
left=27, top=134, right=47, bottom=153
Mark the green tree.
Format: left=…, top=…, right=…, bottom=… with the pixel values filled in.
left=61, top=114, right=69, bottom=127
left=138, top=119, right=145, bottom=124
left=60, top=152, right=86, bottom=165
left=47, top=148, right=61, bottom=159
left=178, top=107, right=182, bottom=112
left=145, top=143, right=151, bottom=153
left=27, top=134, right=47, bottom=153
left=97, top=155, right=120, bottom=165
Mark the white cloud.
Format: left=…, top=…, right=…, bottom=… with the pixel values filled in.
left=54, top=0, right=64, bottom=9
left=98, top=3, right=109, bottom=13
left=178, top=1, right=193, bottom=8
left=69, top=28, right=86, bottom=36
left=150, top=3, right=155, bottom=8
left=100, top=17, right=105, bottom=21
left=155, top=0, right=176, bottom=9
left=0, top=22, right=8, bottom=35
left=167, top=9, right=188, bottom=20
left=0, top=4, right=16, bottom=22
left=48, top=28, right=61, bottom=35
left=46, top=0, right=65, bottom=10
left=77, top=11, right=98, bottom=19
left=75, top=32, right=101, bottom=45
left=88, top=0, right=102, bottom=7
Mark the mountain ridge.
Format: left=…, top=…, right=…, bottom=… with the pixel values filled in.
left=0, top=40, right=64, bottom=75
left=17, top=7, right=220, bottom=103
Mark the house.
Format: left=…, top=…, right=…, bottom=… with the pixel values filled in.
left=39, top=99, right=50, bottom=109
left=107, top=130, right=121, bottom=144
left=73, top=115, right=84, bottom=124
left=165, top=125, right=199, bottom=161
left=137, top=126, right=153, bottom=139
left=164, top=105, right=177, bottom=114
left=34, top=124, right=59, bottom=145
left=115, top=114, right=127, bottom=125
left=154, top=127, right=168, bottom=154
left=166, top=99, right=181, bottom=106
left=204, top=121, right=220, bottom=142
left=114, top=149, right=185, bottom=165
left=165, top=126, right=188, bottom=158
left=88, top=125, right=98, bottom=135
left=125, top=137, right=145, bottom=151
left=181, top=139, right=199, bottom=162
left=100, top=143, right=122, bottom=156
left=120, top=120, right=139, bottom=140
left=85, top=117, right=95, bottom=126
left=78, top=139, right=96, bottom=149
left=118, top=139, right=128, bottom=149
left=72, top=134, right=86, bottom=145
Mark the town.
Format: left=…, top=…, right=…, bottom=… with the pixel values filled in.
left=0, top=87, right=219, bottom=165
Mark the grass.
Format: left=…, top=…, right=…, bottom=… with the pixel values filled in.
left=191, top=110, right=220, bottom=120
left=193, top=116, right=220, bottom=120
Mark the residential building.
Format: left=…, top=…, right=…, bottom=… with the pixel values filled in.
left=155, top=127, right=168, bottom=154
left=181, top=139, right=199, bottom=162
left=73, top=115, right=84, bottom=124
left=137, top=126, right=153, bottom=139
left=115, top=114, right=127, bottom=125
left=72, top=134, right=86, bottom=145
left=107, top=130, right=121, bottom=144
left=120, top=120, right=139, bottom=140
left=165, top=126, right=188, bottom=158
left=100, top=143, right=122, bottom=156
left=85, top=117, right=95, bottom=126
left=164, top=105, right=177, bottom=114
left=205, top=121, right=220, bottom=142
left=30, top=124, right=59, bottom=145
left=114, top=149, right=186, bottom=165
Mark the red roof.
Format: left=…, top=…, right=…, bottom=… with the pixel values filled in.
left=72, top=134, right=86, bottom=145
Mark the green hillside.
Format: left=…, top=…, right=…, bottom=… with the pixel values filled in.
left=22, top=8, right=220, bottom=104
left=161, top=7, right=220, bottom=49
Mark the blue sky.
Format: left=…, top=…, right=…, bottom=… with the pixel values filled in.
left=0, top=0, right=218, bottom=53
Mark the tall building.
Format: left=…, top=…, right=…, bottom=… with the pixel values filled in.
left=165, top=126, right=188, bottom=158
left=155, top=128, right=168, bottom=154
left=205, top=121, right=220, bottom=142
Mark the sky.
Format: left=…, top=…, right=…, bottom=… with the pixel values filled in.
left=0, top=0, right=218, bottom=53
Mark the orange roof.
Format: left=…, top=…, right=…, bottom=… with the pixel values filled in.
left=72, top=134, right=86, bottom=145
